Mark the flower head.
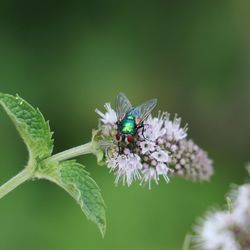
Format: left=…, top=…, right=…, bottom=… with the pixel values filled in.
left=194, top=181, right=250, bottom=250
left=93, top=95, right=213, bottom=188
left=195, top=211, right=240, bottom=250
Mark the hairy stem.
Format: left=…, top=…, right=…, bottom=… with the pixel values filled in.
left=0, top=168, right=32, bottom=199
left=49, top=142, right=93, bottom=162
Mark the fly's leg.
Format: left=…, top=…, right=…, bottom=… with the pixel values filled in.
left=136, top=123, right=147, bottom=141
left=136, top=123, right=155, bottom=142
left=141, top=123, right=146, bottom=139
left=118, top=141, right=122, bottom=154
left=132, top=140, right=137, bottom=155
left=128, top=140, right=137, bottom=155
left=118, top=135, right=126, bottom=154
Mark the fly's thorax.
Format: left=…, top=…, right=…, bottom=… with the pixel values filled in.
left=118, top=115, right=137, bottom=135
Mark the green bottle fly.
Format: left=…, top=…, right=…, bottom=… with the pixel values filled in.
left=115, top=93, right=157, bottom=153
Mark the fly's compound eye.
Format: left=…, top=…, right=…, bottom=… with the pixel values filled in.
left=116, top=132, right=121, bottom=141
left=126, top=134, right=134, bottom=143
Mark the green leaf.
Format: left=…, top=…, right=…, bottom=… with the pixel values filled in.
left=0, top=93, right=53, bottom=160
left=60, top=161, right=106, bottom=236
left=39, top=160, right=106, bottom=236
left=0, top=92, right=106, bottom=235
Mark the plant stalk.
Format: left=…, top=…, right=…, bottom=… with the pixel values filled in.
left=48, top=142, right=93, bottom=162
left=0, top=142, right=94, bottom=199
left=0, top=168, right=32, bottom=199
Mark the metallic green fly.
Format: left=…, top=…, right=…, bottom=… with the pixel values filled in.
left=115, top=93, right=157, bottom=153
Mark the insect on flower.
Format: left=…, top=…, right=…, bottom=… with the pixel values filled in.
left=95, top=93, right=213, bottom=187
left=115, top=93, right=157, bottom=153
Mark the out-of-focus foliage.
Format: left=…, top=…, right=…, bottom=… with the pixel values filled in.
left=0, top=1, right=249, bottom=250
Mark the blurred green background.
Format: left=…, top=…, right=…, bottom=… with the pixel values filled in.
left=0, top=1, right=249, bottom=250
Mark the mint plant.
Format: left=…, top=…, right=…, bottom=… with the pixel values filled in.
left=0, top=92, right=213, bottom=237
left=0, top=93, right=106, bottom=236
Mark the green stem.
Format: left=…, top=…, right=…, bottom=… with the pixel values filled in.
left=49, top=142, right=93, bottom=162
left=0, top=168, right=32, bottom=199
left=182, top=233, right=192, bottom=250
left=0, top=142, right=95, bottom=199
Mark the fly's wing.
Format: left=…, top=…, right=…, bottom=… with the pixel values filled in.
left=129, top=98, right=157, bottom=122
left=116, top=92, right=133, bottom=120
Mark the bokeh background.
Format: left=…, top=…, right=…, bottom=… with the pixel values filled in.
left=0, top=1, right=249, bottom=250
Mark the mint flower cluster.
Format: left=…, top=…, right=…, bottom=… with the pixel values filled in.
left=195, top=180, right=250, bottom=250
left=94, top=102, right=213, bottom=188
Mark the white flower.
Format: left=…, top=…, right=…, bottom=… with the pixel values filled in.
left=194, top=174, right=250, bottom=250
left=151, top=150, right=169, bottom=163
left=141, top=163, right=170, bottom=189
left=95, top=103, right=117, bottom=125
left=141, top=166, right=158, bottom=189
left=94, top=98, right=212, bottom=187
left=143, top=114, right=166, bottom=140
left=164, top=114, right=187, bottom=141
left=140, top=141, right=156, bottom=154
left=156, top=163, right=170, bottom=182
left=107, top=153, right=142, bottom=186
left=195, top=211, right=240, bottom=250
